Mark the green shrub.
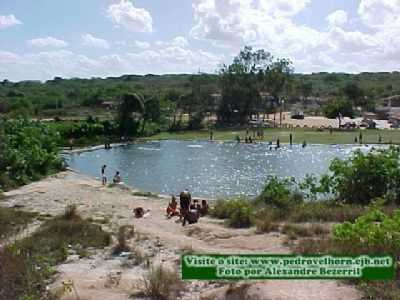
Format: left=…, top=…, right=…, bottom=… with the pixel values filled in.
left=329, top=147, right=400, bottom=205
left=210, top=198, right=253, bottom=228
left=0, top=119, right=63, bottom=190
left=333, top=208, right=400, bottom=255
left=257, top=176, right=302, bottom=209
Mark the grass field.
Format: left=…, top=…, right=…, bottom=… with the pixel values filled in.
left=144, top=128, right=400, bottom=144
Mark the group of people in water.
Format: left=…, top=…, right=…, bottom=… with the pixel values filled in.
left=166, top=190, right=209, bottom=226
left=234, top=132, right=307, bottom=149
left=101, top=165, right=122, bottom=185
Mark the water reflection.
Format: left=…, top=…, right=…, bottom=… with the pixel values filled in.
left=66, top=141, right=370, bottom=199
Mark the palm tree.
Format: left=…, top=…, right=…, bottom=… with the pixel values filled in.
left=117, top=93, right=145, bottom=137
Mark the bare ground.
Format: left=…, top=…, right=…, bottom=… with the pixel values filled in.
left=2, top=171, right=363, bottom=300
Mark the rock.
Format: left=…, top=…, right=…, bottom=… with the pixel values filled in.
left=66, top=255, right=80, bottom=263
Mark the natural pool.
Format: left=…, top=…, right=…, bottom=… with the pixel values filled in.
left=65, top=140, right=372, bottom=199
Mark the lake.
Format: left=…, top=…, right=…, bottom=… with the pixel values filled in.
left=65, top=141, right=370, bottom=199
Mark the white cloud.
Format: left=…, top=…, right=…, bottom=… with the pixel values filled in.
left=0, top=50, right=20, bottom=63
left=0, top=14, right=22, bottom=30
left=107, top=0, right=153, bottom=32
left=189, top=0, right=400, bottom=73
left=190, top=0, right=318, bottom=51
left=132, top=40, right=150, bottom=49
left=0, top=36, right=223, bottom=81
left=326, top=10, right=348, bottom=27
left=171, top=36, right=189, bottom=48
left=82, top=34, right=111, bottom=49
left=358, top=0, right=400, bottom=28
left=27, top=37, right=68, bottom=48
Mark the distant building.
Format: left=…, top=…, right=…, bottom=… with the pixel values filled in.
left=376, top=95, right=400, bottom=119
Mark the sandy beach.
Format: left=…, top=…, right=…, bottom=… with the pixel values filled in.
left=1, top=171, right=363, bottom=300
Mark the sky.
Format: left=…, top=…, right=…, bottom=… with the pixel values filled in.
left=0, top=0, right=400, bottom=81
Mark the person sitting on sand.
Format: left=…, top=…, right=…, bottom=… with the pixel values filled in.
left=133, top=207, right=144, bottom=218
left=166, top=195, right=178, bottom=218
left=200, top=200, right=209, bottom=216
left=184, top=200, right=200, bottom=225
left=113, top=171, right=121, bottom=184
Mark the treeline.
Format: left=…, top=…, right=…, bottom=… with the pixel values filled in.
left=1, top=46, right=400, bottom=121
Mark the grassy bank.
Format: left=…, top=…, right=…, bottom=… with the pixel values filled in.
left=0, top=207, right=38, bottom=238
left=0, top=205, right=111, bottom=300
left=144, top=128, right=400, bottom=144
left=210, top=199, right=399, bottom=300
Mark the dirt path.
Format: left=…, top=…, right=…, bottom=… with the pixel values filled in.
left=2, top=171, right=363, bottom=300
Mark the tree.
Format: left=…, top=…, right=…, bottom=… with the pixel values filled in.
left=117, top=93, right=145, bottom=137
left=323, top=99, right=354, bottom=120
left=342, top=83, right=365, bottom=107
left=264, top=58, right=294, bottom=126
left=218, top=46, right=272, bottom=124
left=298, top=81, right=313, bottom=100
left=141, top=96, right=162, bottom=134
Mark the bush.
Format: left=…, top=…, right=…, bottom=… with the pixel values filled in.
left=257, top=176, right=303, bottom=209
left=254, top=218, right=279, bottom=233
left=0, top=119, right=63, bottom=190
left=112, top=225, right=135, bottom=255
left=210, top=198, right=253, bottom=228
left=329, top=147, right=400, bottom=205
left=295, top=208, right=400, bottom=300
left=143, top=265, right=182, bottom=300
left=333, top=208, right=400, bottom=255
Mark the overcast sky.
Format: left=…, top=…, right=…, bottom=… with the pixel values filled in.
left=1, top=0, right=400, bottom=81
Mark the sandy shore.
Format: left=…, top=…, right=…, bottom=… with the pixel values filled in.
left=2, top=171, right=362, bottom=300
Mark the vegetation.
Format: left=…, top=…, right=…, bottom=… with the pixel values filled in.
left=210, top=198, right=253, bottom=228
left=0, top=207, right=38, bottom=238
left=212, top=147, right=400, bottom=227
left=0, top=205, right=111, bottom=300
left=329, top=147, right=400, bottom=204
left=296, top=208, right=400, bottom=300
left=143, top=265, right=182, bottom=300
left=112, top=225, right=135, bottom=255
left=2, top=65, right=400, bottom=122
left=0, top=119, right=64, bottom=190
left=144, top=128, right=400, bottom=144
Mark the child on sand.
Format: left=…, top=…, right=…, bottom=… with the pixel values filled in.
left=200, top=200, right=209, bottom=216
left=113, top=171, right=121, bottom=184
left=166, top=196, right=178, bottom=218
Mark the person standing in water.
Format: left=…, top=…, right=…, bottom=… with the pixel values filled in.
left=276, top=138, right=280, bottom=149
left=209, top=129, right=214, bottom=141
left=289, top=133, right=293, bottom=146
left=101, top=165, right=107, bottom=185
